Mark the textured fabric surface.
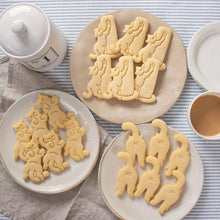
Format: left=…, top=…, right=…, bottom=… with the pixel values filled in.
left=0, top=0, right=220, bottom=219
left=0, top=58, right=113, bottom=220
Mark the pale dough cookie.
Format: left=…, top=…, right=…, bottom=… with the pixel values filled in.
left=133, top=26, right=172, bottom=70
left=150, top=170, right=185, bottom=215
left=26, top=107, right=50, bottom=144
left=82, top=55, right=112, bottom=99
left=116, top=152, right=138, bottom=197
left=106, top=56, right=138, bottom=101
left=35, top=94, right=68, bottom=132
left=148, top=119, right=170, bottom=167
left=23, top=148, right=49, bottom=183
left=39, top=130, right=69, bottom=173
left=90, top=15, right=120, bottom=59
left=111, top=17, right=149, bottom=56
left=122, top=122, right=146, bottom=168
left=134, top=156, right=161, bottom=203
left=12, top=119, right=33, bottom=161
left=165, top=133, right=190, bottom=176
left=135, top=58, right=160, bottom=103
left=64, top=113, right=89, bottom=161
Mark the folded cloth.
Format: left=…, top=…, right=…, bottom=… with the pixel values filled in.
left=0, top=57, right=116, bottom=220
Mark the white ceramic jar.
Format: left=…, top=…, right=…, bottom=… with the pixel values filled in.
left=0, top=3, right=67, bottom=72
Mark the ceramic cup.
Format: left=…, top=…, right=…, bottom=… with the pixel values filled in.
left=188, top=91, right=220, bottom=140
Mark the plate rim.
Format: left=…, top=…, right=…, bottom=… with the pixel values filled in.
left=70, top=9, right=187, bottom=124
left=187, top=20, right=220, bottom=92
left=98, top=123, right=204, bottom=219
left=0, top=89, right=100, bottom=194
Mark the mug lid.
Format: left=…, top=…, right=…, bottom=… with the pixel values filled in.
left=0, top=3, right=50, bottom=57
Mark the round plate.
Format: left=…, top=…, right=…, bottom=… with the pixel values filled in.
left=70, top=9, right=187, bottom=124
left=0, top=89, right=100, bottom=194
left=187, top=21, right=220, bottom=92
left=98, top=124, right=203, bottom=220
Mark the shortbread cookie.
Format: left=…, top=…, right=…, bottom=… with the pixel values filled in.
left=116, top=152, right=138, bottom=197
left=39, top=130, right=69, bottom=173
left=106, top=56, right=138, bottom=101
left=122, top=122, right=146, bottom=168
left=150, top=170, right=185, bottom=215
left=111, top=17, right=149, bottom=56
left=165, top=133, right=190, bottom=176
left=12, top=119, right=33, bottom=160
left=35, top=94, right=68, bottom=132
left=26, top=107, right=50, bottom=144
left=23, top=148, right=49, bottom=183
left=64, top=113, right=89, bottom=161
left=83, top=55, right=112, bottom=99
left=134, top=156, right=161, bottom=203
left=90, top=15, right=120, bottom=59
left=148, top=119, right=170, bottom=167
left=133, top=26, right=172, bottom=70
left=135, top=58, right=160, bottom=103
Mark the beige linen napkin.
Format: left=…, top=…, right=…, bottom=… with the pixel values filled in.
left=0, top=57, right=117, bottom=220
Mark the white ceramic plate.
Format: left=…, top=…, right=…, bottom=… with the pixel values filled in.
left=70, top=9, right=187, bottom=124
left=0, top=89, right=100, bottom=194
left=98, top=124, right=203, bottom=220
left=187, top=21, right=220, bottom=92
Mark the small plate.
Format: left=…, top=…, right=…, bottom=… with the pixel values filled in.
left=98, top=124, right=203, bottom=220
left=187, top=21, right=220, bottom=92
left=0, top=89, right=100, bottom=194
left=70, top=9, right=187, bottom=124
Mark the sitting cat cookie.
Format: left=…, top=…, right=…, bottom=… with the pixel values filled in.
left=116, top=152, right=137, bottom=197
left=64, top=113, right=89, bottom=161
left=26, top=107, right=50, bottom=144
left=39, top=130, right=69, bottom=173
left=111, top=17, right=149, bottom=56
left=165, top=133, right=190, bottom=176
left=23, top=148, right=49, bottom=183
left=90, top=15, right=120, bottom=59
left=35, top=94, right=68, bottom=132
left=12, top=119, right=33, bottom=161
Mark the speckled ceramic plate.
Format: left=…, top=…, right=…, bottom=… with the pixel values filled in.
left=98, top=124, right=203, bottom=220
left=0, top=89, right=100, bottom=194
left=70, top=9, right=187, bottom=124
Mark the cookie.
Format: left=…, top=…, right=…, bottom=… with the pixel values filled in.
left=150, top=170, right=185, bottom=215
left=134, top=156, right=161, bottom=203
left=106, top=56, right=138, bottom=101
left=26, top=107, right=50, bottom=144
left=135, top=58, right=160, bottom=103
left=35, top=94, right=68, bottom=132
left=116, top=152, right=138, bottom=197
left=111, top=17, right=149, bottom=56
left=12, top=119, right=33, bottom=160
left=165, top=133, right=190, bottom=176
left=39, top=130, right=69, bottom=173
left=90, top=15, right=120, bottom=59
left=83, top=55, right=112, bottom=99
left=148, top=119, right=170, bottom=167
left=122, top=122, right=146, bottom=168
left=64, top=113, right=89, bottom=161
left=23, top=148, right=49, bottom=183
left=133, top=26, right=172, bottom=70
